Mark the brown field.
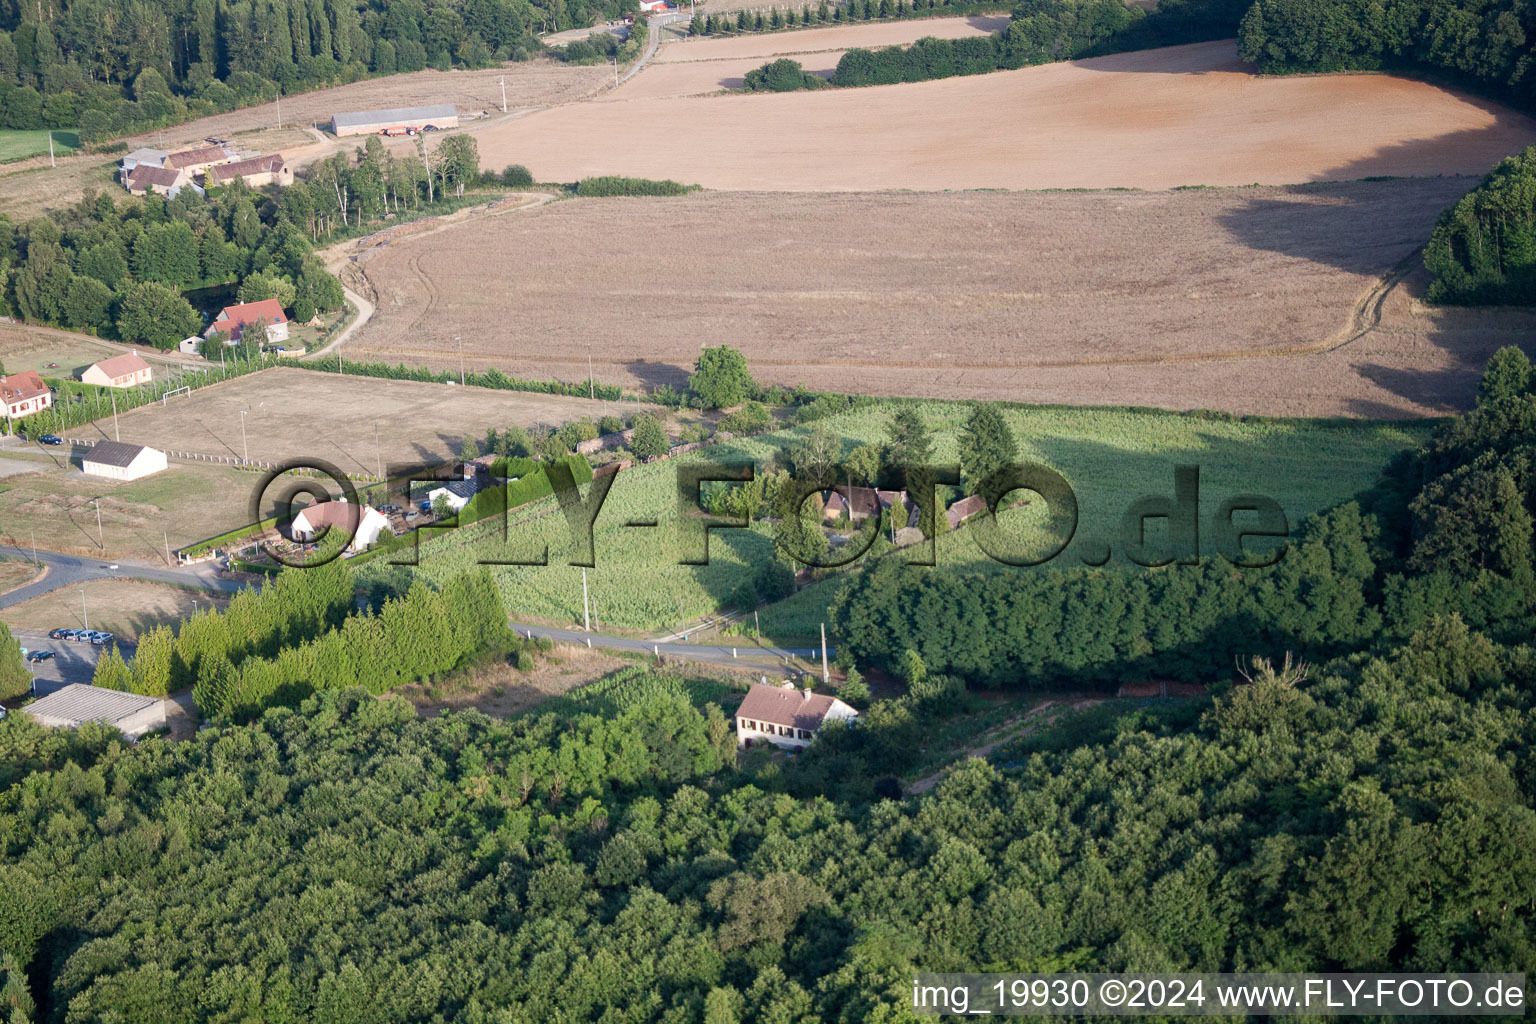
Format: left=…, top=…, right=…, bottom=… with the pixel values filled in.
left=0, top=579, right=232, bottom=641
left=338, top=178, right=1522, bottom=417
left=398, top=644, right=636, bottom=718
left=650, top=14, right=1007, bottom=61
left=79, top=366, right=652, bottom=474
left=474, top=40, right=1536, bottom=189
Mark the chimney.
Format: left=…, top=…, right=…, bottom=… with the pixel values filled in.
left=802, top=687, right=811, bottom=701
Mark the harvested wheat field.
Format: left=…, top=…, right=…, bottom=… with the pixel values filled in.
left=609, top=15, right=1008, bottom=98
left=478, top=40, right=1536, bottom=189
left=340, top=178, right=1519, bottom=417
left=77, top=367, right=653, bottom=473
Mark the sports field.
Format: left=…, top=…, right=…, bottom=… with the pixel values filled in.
left=77, top=367, right=649, bottom=475
left=0, top=129, right=81, bottom=163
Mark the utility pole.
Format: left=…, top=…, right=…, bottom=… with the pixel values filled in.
left=82, top=586, right=88, bottom=630
left=499, top=76, right=508, bottom=113
left=456, top=335, right=465, bottom=386
left=820, top=622, right=829, bottom=685
left=48, top=131, right=54, bottom=168
left=239, top=409, right=248, bottom=461
left=582, top=567, right=591, bottom=631
left=588, top=344, right=595, bottom=400
left=111, top=390, right=119, bottom=441
left=375, top=421, right=382, bottom=479
left=276, top=85, right=282, bottom=129
left=164, top=530, right=172, bottom=567
left=31, top=527, right=37, bottom=565
left=95, top=500, right=103, bottom=547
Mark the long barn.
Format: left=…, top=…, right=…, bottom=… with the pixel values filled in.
left=330, top=104, right=458, bottom=136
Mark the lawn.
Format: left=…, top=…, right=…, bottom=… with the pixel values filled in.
left=0, top=129, right=81, bottom=164
left=365, top=401, right=1436, bottom=640
left=0, top=461, right=270, bottom=562
left=0, top=325, right=125, bottom=378
left=0, top=578, right=232, bottom=640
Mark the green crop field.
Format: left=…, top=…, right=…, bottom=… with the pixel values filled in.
left=366, top=401, right=1436, bottom=640
left=0, top=129, right=82, bottom=163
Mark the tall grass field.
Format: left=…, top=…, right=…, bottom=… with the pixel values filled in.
left=0, top=129, right=82, bottom=163
left=359, top=401, right=1435, bottom=640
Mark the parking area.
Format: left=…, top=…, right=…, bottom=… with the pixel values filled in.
left=11, top=628, right=137, bottom=697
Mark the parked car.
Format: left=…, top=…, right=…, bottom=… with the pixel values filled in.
left=380, top=504, right=401, bottom=514
left=422, top=124, right=440, bottom=132
left=91, top=632, right=115, bottom=646
left=71, top=630, right=95, bottom=642
left=26, top=650, right=53, bottom=662
left=48, top=627, right=71, bottom=639
left=38, top=434, right=63, bottom=445
left=419, top=499, right=432, bottom=512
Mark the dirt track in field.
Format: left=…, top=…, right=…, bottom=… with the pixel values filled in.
left=336, top=179, right=1536, bottom=418
left=476, top=40, right=1536, bottom=190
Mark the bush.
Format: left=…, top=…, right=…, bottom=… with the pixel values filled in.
left=743, top=58, right=825, bottom=91
left=630, top=414, right=669, bottom=460
left=575, top=176, right=700, bottom=197
left=501, top=163, right=534, bottom=187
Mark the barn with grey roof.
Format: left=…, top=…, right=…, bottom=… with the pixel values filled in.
left=23, top=684, right=167, bottom=740
left=330, top=104, right=458, bottom=136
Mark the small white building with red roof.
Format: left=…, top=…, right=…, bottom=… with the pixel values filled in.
left=208, top=299, right=289, bottom=345
left=734, top=681, right=859, bottom=750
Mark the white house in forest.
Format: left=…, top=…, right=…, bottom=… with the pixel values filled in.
left=734, top=682, right=859, bottom=750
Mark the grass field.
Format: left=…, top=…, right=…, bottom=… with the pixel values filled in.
left=0, top=461, right=266, bottom=563
left=345, top=178, right=1487, bottom=418
left=77, top=366, right=655, bottom=475
left=364, top=400, right=1434, bottom=640
left=0, top=579, right=232, bottom=640
left=0, top=129, right=81, bottom=163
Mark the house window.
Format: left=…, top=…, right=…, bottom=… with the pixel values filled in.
left=798, top=729, right=812, bottom=740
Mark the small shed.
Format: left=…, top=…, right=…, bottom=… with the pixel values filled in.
left=23, top=684, right=167, bottom=740
left=82, top=441, right=169, bottom=481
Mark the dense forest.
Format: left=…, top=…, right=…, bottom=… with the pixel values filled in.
left=1423, top=144, right=1536, bottom=305
left=0, top=0, right=604, bottom=136
left=0, top=180, right=342, bottom=348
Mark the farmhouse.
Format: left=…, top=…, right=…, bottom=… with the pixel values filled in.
left=945, top=494, right=987, bottom=529
left=289, top=499, right=392, bottom=553
left=735, top=681, right=859, bottom=750
left=80, top=352, right=153, bottom=389
left=330, top=104, right=458, bottom=137
left=205, top=154, right=293, bottom=189
left=163, top=145, right=237, bottom=173
left=81, top=441, right=169, bottom=481
left=123, top=164, right=201, bottom=199
left=208, top=299, right=289, bottom=344
left=0, top=370, right=52, bottom=420
left=23, top=684, right=166, bottom=740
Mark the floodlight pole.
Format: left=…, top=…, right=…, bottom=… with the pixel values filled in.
left=456, top=335, right=465, bottom=386
left=582, top=567, right=591, bottom=631
left=375, top=421, right=382, bottom=478
left=165, top=530, right=172, bottom=567
left=48, top=131, right=54, bottom=168
left=821, top=622, right=829, bottom=684
left=239, top=409, right=248, bottom=461
left=500, top=77, right=508, bottom=113
left=82, top=586, right=87, bottom=630
left=95, top=500, right=103, bottom=547
left=111, top=390, right=119, bottom=441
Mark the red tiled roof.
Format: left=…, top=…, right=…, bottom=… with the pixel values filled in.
left=164, top=146, right=231, bottom=169
left=125, top=165, right=184, bottom=190
left=0, top=370, right=50, bottom=404
left=87, top=352, right=151, bottom=380
left=946, top=494, right=988, bottom=528
left=216, top=299, right=288, bottom=338
left=207, top=154, right=285, bottom=183
left=293, top=501, right=379, bottom=533
left=735, top=683, right=847, bottom=731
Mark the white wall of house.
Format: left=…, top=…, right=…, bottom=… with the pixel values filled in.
left=82, top=448, right=169, bottom=481
left=736, top=717, right=816, bottom=750
left=5, top=392, right=51, bottom=419
left=427, top=487, right=472, bottom=512
left=81, top=365, right=152, bottom=388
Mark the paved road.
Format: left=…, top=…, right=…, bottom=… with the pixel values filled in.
left=511, top=622, right=832, bottom=673
left=0, top=548, right=248, bottom=611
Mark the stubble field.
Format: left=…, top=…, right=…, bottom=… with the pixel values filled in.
left=343, top=178, right=1493, bottom=417
left=480, top=39, right=1536, bottom=190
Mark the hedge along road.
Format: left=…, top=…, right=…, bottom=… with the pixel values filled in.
left=2, top=545, right=827, bottom=674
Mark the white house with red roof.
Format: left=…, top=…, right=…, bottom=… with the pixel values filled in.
left=207, top=299, right=289, bottom=345
left=80, top=352, right=153, bottom=389
left=0, top=370, right=53, bottom=421
left=289, top=499, right=392, bottom=554
left=734, top=681, right=859, bottom=750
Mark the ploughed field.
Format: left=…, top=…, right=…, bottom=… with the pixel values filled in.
left=477, top=39, right=1536, bottom=190
left=342, top=178, right=1498, bottom=417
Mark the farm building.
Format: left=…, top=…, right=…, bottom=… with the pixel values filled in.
left=23, top=684, right=166, bottom=740
left=123, top=164, right=202, bottom=199
left=205, top=154, right=293, bottom=189
left=80, top=352, right=153, bottom=389
left=330, top=104, right=458, bottom=136
left=289, top=500, right=392, bottom=553
left=163, top=145, right=237, bottom=174
left=120, top=148, right=168, bottom=174
left=179, top=337, right=204, bottom=356
left=426, top=478, right=481, bottom=513
left=0, top=370, right=52, bottom=420
left=81, top=440, right=169, bottom=481
left=208, top=299, right=289, bottom=344
left=945, top=494, right=988, bottom=529
left=735, top=682, right=858, bottom=750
